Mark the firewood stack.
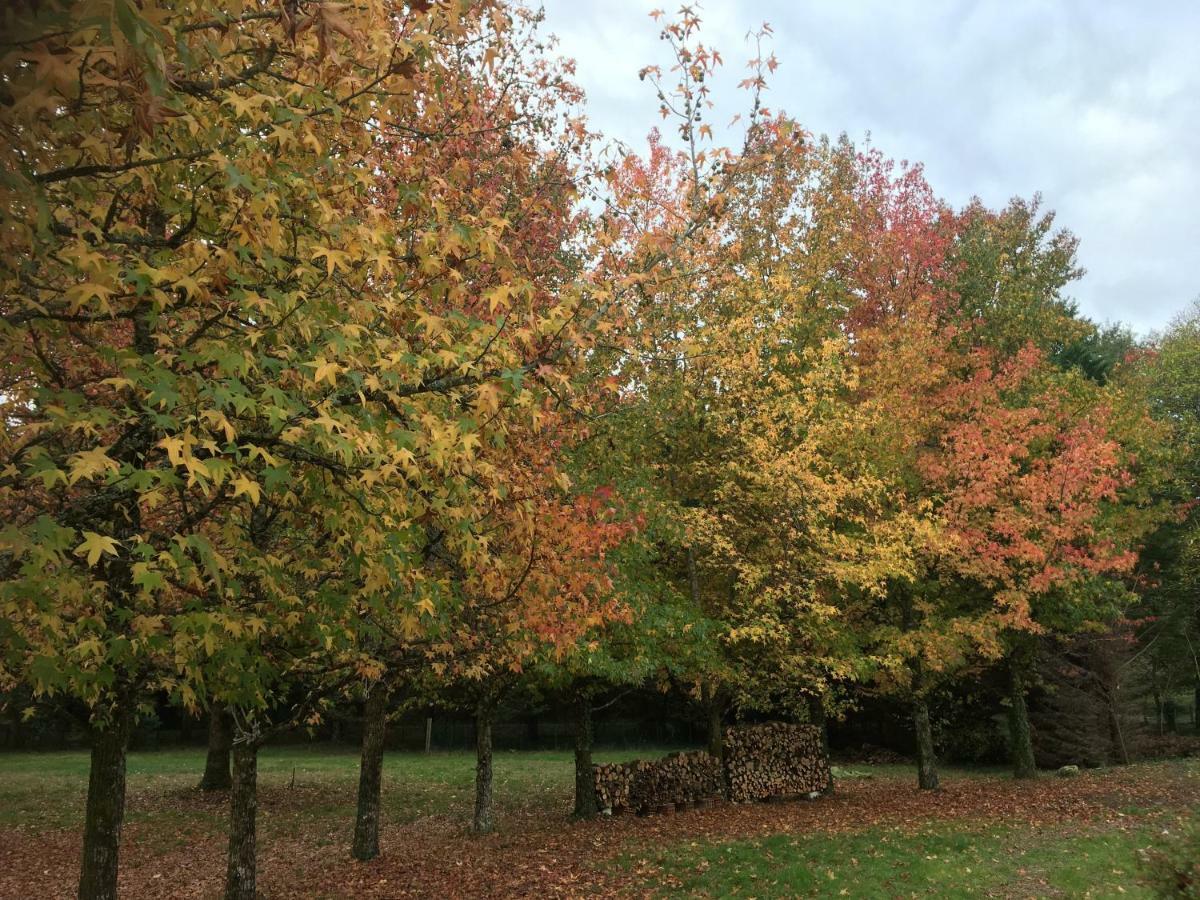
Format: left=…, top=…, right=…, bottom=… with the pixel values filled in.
left=723, top=723, right=831, bottom=802
left=594, top=751, right=723, bottom=814
left=593, top=760, right=636, bottom=812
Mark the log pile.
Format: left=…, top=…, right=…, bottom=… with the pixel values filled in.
left=594, top=750, right=723, bottom=814
left=593, top=760, right=636, bottom=812
left=594, top=723, right=832, bottom=814
left=723, top=723, right=832, bottom=802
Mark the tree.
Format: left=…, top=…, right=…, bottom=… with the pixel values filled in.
left=0, top=1, right=607, bottom=895
left=1131, top=303, right=1200, bottom=737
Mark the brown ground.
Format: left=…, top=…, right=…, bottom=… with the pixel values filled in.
left=1, top=762, right=1195, bottom=899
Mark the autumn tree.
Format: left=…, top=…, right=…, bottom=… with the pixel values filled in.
left=590, top=9, right=793, bottom=754
left=337, top=4, right=603, bottom=859
left=0, top=1, right=612, bottom=895
left=420, top=410, right=631, bottom=834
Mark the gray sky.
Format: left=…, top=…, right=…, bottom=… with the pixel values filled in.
left=541, top=0, right=1200, bottom=335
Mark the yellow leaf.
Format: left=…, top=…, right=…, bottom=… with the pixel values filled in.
left=231, top=476, right=261, bottom=505
left=311, top=359, right=341, bottom=385
left=311, top=246, right=349, bottom=275
left=159, top=435, right=187, bottom=468
left=75, top=531, right=120, bottom=567
left=67, top=447, right=119, bottom=484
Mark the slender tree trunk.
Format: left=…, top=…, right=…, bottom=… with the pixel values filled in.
left=1164, top=698, right=1178, bottom=734
left=78, top=700, right=133, bottom=900
left=573, top=694, right=597, bottom=818
left=472, top=701, right=494, bottom=834
left=912, top=696, right=939, bottom=790
left=808, top=694, right=833, bottom=794
left=701, top=682, right=723, bottom=763
left=223, top=742, right=259, bottom=900
left=352, top=684, right=389, bottom=861
left=1008, top=656, right=1037, bottom=779
left=200, top=707, right=233, bottom=791
left=1194, top=681, right=1199, bottom=735
left=807, top=694, right=830, bottom=758
left=1107, top=699, right=1130, bottom=765
left=1150, top=660, right=1163, bottom=734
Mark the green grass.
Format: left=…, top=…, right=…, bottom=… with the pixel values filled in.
left=0, top=748, right=1193, bottom=895
left=633, top=823, right=1162, bottom=898
left=0, top=744, right=679, bottom=833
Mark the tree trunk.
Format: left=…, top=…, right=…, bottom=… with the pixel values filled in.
left=352, top=684, right=388, bottom=861
left=573, top=694, right=597, bottom=818
left=807, top=695, right=830, bottom=758
left=1164, top=698, right=1178, bottom=734
left=701, top=682, right=723, bottom=763
left=200, top=707, right=233, bottom=791
left=807, top=695, right=833, bottom=794
left=77, top=701, right=133, bottom=900
left=472, top=701, right=494, bottom=834
left=1194, top=682, right=1199, bottom=735
left=1008, top=656, right=1037, bottom=779
left=912, top=696, right=939, bottom=790
left=1107, top=699, right=1130, bottom=765
left=223, top=742, right=258, bottom=900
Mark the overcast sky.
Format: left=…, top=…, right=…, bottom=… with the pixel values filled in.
left=541, top=0, right=1199, bottom=336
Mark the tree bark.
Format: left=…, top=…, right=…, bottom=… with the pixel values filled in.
left=223, top=742, right=258, bottom=900
left=1108, top=700, right=1130, bottom=765
left=200, top=707, right=233, bottom=791
left=807, top=695, right=830, bottom=758
left=352, top=684, right=388, bottom=861
left=912, top=695, right=939, bottom=790
left=573, top=694, right=597, bottom=818
left=1164, top=698, right=1178, bottom=734
left=701, top=682, right=723, bottom=763
left=472, top=701, right=494, bottom=834
left=1008, top=656, right=1037, bottom=779
left=77, top=700, right=133, bottom=900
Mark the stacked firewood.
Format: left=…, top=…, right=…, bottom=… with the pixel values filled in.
left=724, top=723, right=832, bottom=802
left=593, top=760, right=637, bottom=812
left=594, top=751, right=723, bottom=814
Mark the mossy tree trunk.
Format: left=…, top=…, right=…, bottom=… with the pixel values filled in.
left=913, top=695, right=939, bottom=791
left=1008, top=652, right=1037, bottom=779
left=573, top=693, right=597, bottom=818
left=77, top=698, right=133, bottom=900
left=200, top=706, right=233, bottom=791
left=472, top=700, right=494, bottom=835
left=223, top=741, right=259, bottom=900
left=807, top=694, right=830, bottom=758
left=352, top=683, right=389, bottom=860
left=702, top=682, right=725, bottom=764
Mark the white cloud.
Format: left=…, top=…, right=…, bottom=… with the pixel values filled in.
left=542, top=0, right=1200, bottom=334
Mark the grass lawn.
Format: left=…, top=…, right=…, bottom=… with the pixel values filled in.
left=0, top=744, right=667, bottom=835
left=0, top=747, right=1194, bottom=898
left=630, top=821, right=1165, bottom=898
